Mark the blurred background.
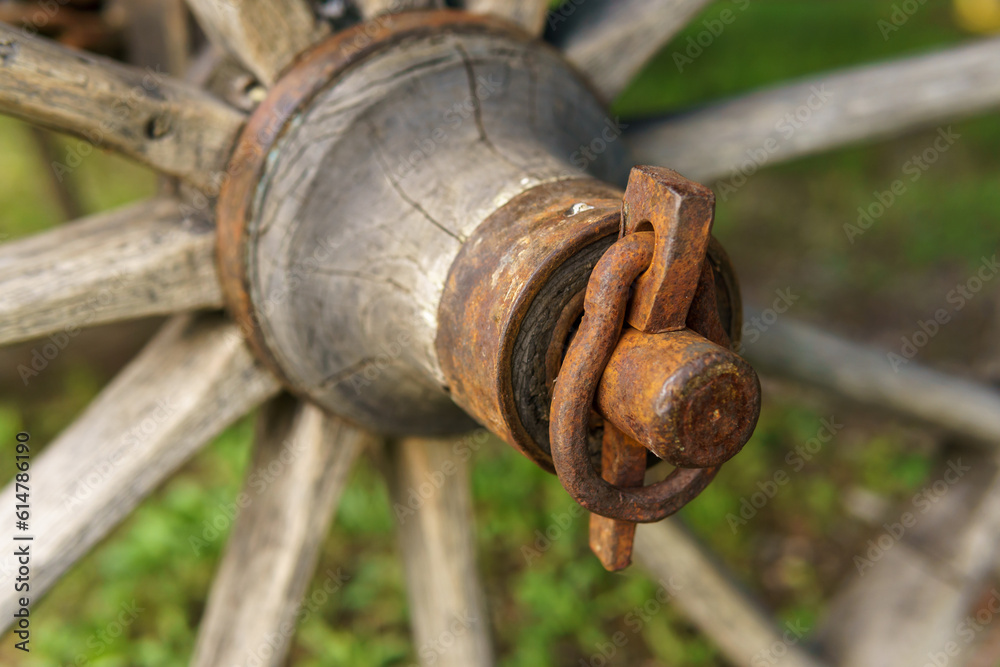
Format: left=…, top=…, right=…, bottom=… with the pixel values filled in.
left=1, top=0, right=999, bottom=664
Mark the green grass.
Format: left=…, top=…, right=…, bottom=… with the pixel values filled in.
left=1, top=1, right=998, bottom=665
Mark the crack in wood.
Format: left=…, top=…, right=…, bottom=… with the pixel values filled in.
left=366, top=118, right=465, bottom=243
left=455, top=44, right=545, bottom=181
left=312, top=266, right=416, bottom=296
left=455, top=43, right=490, bottom=145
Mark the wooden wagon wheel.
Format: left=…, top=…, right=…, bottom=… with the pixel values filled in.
left=2, top=1, right=1000, bottom=665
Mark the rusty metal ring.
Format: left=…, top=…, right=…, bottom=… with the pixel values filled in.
left=549, top=232, right=719, bottom=523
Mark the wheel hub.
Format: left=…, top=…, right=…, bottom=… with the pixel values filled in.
left=216, top=9, right=761, bottom=569
left=217, top=10, right=629, bottom=434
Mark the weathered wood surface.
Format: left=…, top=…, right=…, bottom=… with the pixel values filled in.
left=356, top=0, right=444, bottom=20
left=554, top=0, right=712, bottom=101
left=742, top=308, right=1000, bottom=447
left=0, top=24, right=245, bottom=190
left=185, top=0, right=328, bottom=85
left=634, top=520, right=827, bottom=667
left=386, top=437, right=494, bottom=667
left=465, top=0, right=549, bottom=35
left=817, top=447, right=1000, bottom=667
left=0, top=198, right=222, bottom=348
left=0, top=315, right=280, bottom=631
left=192, top=397, right=369, bottom=667
left=248, top=28, right=624, bottom=432
left=630, top=37, right=1000, bottom=182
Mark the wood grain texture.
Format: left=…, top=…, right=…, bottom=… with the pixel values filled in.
left=387, top=437, right=494, bottom=667
left=0, top=314, right=280, bottom=631
left=742, top=308, right=1000, bottom=447
left=192, top=396, right=369, bottom=667
left=634, top=520, right=827, bottom=667
left=464, top=0, right=549, bottom=35
left=355, top=0, right=444, bottom=20
left=247, top=27, right=625, bottom=433
left=185, top=0, right=329, bottom=85
left=0, top=24, right=245, bottom=190
left=629, top=37, right=1000, bottom=182
left=553, top=0, right=711, bottom=101
left=817, top=447, right=1000, bottom=667
left=0, top=198, right=222, bottom=347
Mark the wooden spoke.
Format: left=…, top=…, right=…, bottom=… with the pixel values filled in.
left=184, top=0, right=329, bottom=85
left=28, top=127, right=84, bottom=221
left=464, top=0, right=549, bottom=36
left=0, top=198, right=222, bottom=348
left=742, top=308, right=1000, bottom=447
left=192, top=397, right=370, bottom=667
left=355, top=0, right=444, bottom=20
left=0, top=24, right=244, bottom=191
left=629, top=37, right=1000, bottom=182
left=386, top=437, right=494, bottom=667
left=117, top=0, right=191, bottom=74
left=634, top=520, right=827, bottom=667
left=553, top=0, right=712, bottom=101
left=0, top=315, right=280, bottom=630
left=818, top=447, right=1000, bottom=666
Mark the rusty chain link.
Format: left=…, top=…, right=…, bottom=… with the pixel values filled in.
left=548, top=167, right=761, bottom=569
left=549, top=231, right=719, bottom=524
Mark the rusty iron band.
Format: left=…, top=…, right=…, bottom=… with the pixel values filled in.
left=436, top=179, right=626, bottom=471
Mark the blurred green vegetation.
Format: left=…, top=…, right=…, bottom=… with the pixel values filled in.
left=1, top=1, right=998, bottom=665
